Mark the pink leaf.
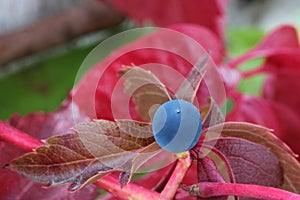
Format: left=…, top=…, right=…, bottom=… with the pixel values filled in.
left=109, top=0, right=228, bottom=41
left=262, top=50, right=300, bottom=117
left=254, top=25, right=299, bottom=50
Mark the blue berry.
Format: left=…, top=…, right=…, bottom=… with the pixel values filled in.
left=152, top=99, right=202, bottom=153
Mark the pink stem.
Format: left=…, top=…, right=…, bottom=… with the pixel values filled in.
left=227, top=48, right=298, bottom=69
left=190, top=182, right=300, bottom=200
left=160, top=152, right=191, bottom=199
left=241, top=66, right=265, bottom=78
left=94, top=175, right=160, bottom=200
left=0, top=120, right=43, bottom=151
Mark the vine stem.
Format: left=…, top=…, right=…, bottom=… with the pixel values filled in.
left=160, top=152, right=192, bottom=200
left=0, top=120, right=43, bottom=151
left=183, top=182, right=300, bottom=200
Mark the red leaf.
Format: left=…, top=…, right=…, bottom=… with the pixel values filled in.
left=205, top=137, right=283, bottom=188
left=72, top=24, right=223, bottom=120
left=227, top=94, right=300, bottom=161
left=109, top=0, right=227, bottom=41
left=211, top=122, right=300, bottom=193
left=254, top=25, right=299, bottom=50
left=227, top=95, right=279, bottom=131
left=262, top=50, right=300, bottom=117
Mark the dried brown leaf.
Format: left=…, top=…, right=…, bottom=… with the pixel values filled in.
left=120, top=142, right=161, bottom=187
left=119, top=66, right=171, bottom=121
left=8, top=120, right=157, bottom=191
left=175, top=53, right=209, bottom=102
left=202, top=97, right=224, bottom=129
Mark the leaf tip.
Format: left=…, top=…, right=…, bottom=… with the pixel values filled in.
left=119, top=171, right=131, bottom=188
left=118, top=66, right=133, bottom=77
left=68, top=182, right=83, bottom=192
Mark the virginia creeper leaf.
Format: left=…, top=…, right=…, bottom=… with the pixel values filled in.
left=175, top=53, right=209, bottom=102
left=119, top=142, right=161, bottom=187
left=208, top=122, right=300, bottom=194
left=119, top=66, right=171, bottom=121
left=204, top=137, right=283, bottom=200
left=263, top=50, right=300, bottom=117
left=8, top=120, right=157, bottom=191
left=202, top=97, right=224, bottom=129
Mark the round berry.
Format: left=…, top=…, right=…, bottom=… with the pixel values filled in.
left=152, top=99, right=202, bottom=153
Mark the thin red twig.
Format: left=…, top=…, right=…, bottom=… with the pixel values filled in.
left=0, top=120, right=43, bottom=151
left=160, top=152, right=192, bottom=200
left=152, top=160, right=178, bottom=192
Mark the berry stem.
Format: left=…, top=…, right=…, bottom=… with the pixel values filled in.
left=152, top=160, right=178, bottom=192
left=241, top=66, right=265, bottom=78
left=182, top=182, right=300, bottom=200
left=160, top=152, right=192, bottom=199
